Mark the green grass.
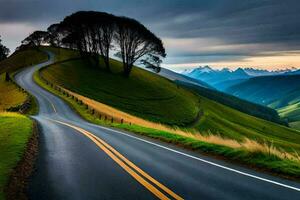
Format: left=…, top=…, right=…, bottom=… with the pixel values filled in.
left=0, top=74, right=27, bottom=111
left=270, top=88, right=300, bottom=129
left=41, top=46, right=80, bottom=62
left=40, top=48, right=300, bottom=153
left=0, top=48, right=48, bottom=74
left=194, top=97, right=300, bottom=152
left=178, top=80, right=285, bottom=125
left=41, top=58, right=200, bottom=126
left=0, top=113, right=33, bottom=200
left=34, top=69, right=300, bottom=179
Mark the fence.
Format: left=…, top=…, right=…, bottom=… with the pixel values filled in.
left=4, top=72, right=33, bottom=114
left=39, top=70, right=130, bottom=125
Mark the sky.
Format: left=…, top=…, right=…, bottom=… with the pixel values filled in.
left=0, top=0, right=300, bottom=71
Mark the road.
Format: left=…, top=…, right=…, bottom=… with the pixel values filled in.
left=14, top=52, right=300, bottom=200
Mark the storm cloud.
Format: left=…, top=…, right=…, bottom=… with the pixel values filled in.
left=0, top=0, right=299, bottom=69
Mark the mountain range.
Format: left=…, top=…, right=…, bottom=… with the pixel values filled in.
left=182, top=66, right=300, bottom=91
left=182, top=65, right=300, bottom=128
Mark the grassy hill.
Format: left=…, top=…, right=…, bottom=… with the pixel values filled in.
left=0, top=48, right=48, bottom=74
left=40, top=48, right=300, bottom=153
left=224, top=75, right=300, bottom=130
left=41, top=58, right=200, bottom=126
left=177, top=80, right=285, bottom=125
left=226, top=75, right=300, bottom=105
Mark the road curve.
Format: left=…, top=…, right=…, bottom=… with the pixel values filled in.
left=14, top=52, right=300, bottom=200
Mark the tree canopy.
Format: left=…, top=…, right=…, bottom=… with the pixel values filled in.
left=21, top=31, right=49, bottom=47
left=0, top=36, right=10, bottom=61
left=43, top=11, right=166, bottom=76
left=114, top=16, right=166, bottom=76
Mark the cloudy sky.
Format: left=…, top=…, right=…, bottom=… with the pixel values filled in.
left=0, top=0, right=300, bottom=70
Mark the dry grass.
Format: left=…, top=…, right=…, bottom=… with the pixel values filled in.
left=62, top=87, right=300, bottom=162
left=0, top=77, right=27, bottom=111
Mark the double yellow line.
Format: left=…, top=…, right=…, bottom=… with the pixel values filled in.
left=51, top=119, right=184, bottom=200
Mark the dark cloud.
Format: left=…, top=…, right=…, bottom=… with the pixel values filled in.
left=0, top=0, right=299, bottom=67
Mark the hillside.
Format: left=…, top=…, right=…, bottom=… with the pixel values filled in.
left=176, top=80, right=285, bottom=125
left=0, top=73, right=27, bottom=111
left=0, top=48, right=48, bottom=74
left=41, top=58, right=200, bottom=126
left=226, top=75, right=300, bottom=105
left=270, top=88, right=300, bottom=128
left=158, top=67, right=213, bottom=89
left=40, top=48, right=300, bottom=152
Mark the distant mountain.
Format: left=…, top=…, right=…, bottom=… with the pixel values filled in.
left=182, top=66, right=300, bottom=91
left=226, top=75, right=300, bottom=106
left=243, top=68, right=295, bottom=76
left=183, top=66, right=250, bottom=91
left=283, top=69, right=300, bottom=75
left=158, top=67, right=213, bottom=89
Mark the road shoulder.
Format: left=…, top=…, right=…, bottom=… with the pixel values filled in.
left=4, top=121, right=39, bottom=200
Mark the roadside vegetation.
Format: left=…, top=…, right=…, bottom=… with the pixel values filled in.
left=0, top=113, right=33, bottom=200
left=0, top=44, right=48, bottom=199
left=0, top=73, right=27, bottom=111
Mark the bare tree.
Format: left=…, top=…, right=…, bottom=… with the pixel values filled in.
left=114, top=17, right=166, bottom=77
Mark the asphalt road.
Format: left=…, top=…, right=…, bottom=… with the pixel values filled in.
left=14, top=53, right=300, bottom=200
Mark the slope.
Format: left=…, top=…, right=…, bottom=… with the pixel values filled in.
left=40, top=48, right=300, bottom=152
left=41, top=58, right=200, bottom=126
left=177, top=80, right=285, bottom=125
left=226, top=75, right=300, bottom=105
left=0, top=48, right=48, bottom=74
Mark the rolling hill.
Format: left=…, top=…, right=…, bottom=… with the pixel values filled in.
left=41, top=57, right=200, bottom=126
left=225, top=75, right=300, bottom=130
left=226, top=75, right=300, bottom=105
left=40, top=47, right=300, bottom=152
left=0, top=48, right=48, bottom=74
left=176, top=80, right=285, bottom=125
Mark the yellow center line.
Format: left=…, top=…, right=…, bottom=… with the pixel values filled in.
left=89, top=131, right=184, bottom=200
left=50, top=119, right=184, bottom=200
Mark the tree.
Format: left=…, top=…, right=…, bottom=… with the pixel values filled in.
left=114, top=17, right=166, bottom=77
left=0, top=36, right=10, bottom=61
left=4, top=72, right=10, bottom=82
left=22, top=31, right=49, bottom=46
left=58, top=11, right=116, bottom=71
left=47, top=23, right=62, bottom=47
left=44, top=11, right=166, bottom=75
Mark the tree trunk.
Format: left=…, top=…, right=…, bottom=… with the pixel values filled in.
left=104, top=57, right=110, bottom=72
left=5, top=72, right=10, bottom=82
left=123, top=64, right=132, bottom=77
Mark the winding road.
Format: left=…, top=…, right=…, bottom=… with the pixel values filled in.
left=14, top=52, right=300, bottom=199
